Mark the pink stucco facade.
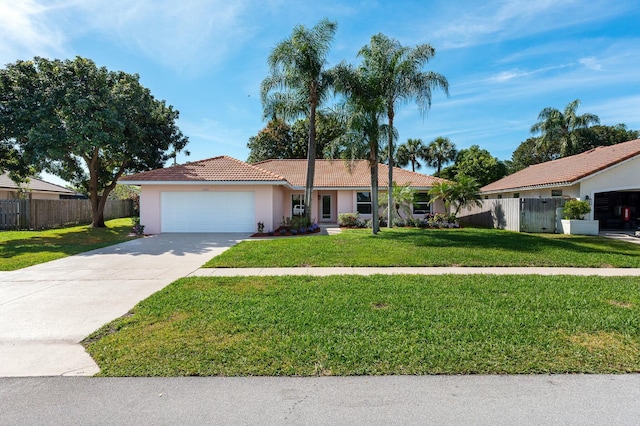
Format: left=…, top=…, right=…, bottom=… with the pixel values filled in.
left=139, top=184, right=445, bottom=233
left=140, top=184, right=280, bottom=234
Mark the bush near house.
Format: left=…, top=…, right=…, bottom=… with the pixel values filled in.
left=563, top=199, right=591, bottom=220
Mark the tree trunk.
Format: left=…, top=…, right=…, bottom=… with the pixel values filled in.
left=371, top=161, right=379, bottom=234
left=89, top=195, right=106, bottom=228
left=86, top=152, right=127, bottom=228
left=387, top=110, right=394, bottom=228
left=370, top=137, right=380, bottom=235
left=304, top=99, right=317, bottom=223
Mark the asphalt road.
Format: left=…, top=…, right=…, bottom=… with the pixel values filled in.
left=2, top=375, right=639, bottom=425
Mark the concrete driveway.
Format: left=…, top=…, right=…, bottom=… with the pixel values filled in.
left=0, top=233, right=247, bottom=377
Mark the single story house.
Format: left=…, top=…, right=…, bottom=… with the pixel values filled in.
left=481, top=138, right=640, bottom=227
left=119, top=156, right=447, bottom=233
left=0, top=173, right=77, bottom=200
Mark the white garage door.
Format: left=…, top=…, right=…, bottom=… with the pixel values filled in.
left=161, top=191, right=255, bottom=232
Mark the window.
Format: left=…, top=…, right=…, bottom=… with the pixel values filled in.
left=497, top=194, right=503, bottom=199
left=513, top=193, right=520, bottom=198
left=551, top=189, right=563, bottom=197
left=292, top=194, right=305, bottom=216
left=413, top=192, right=431, bottom=214
left=356, top=192, right=371, bottom=214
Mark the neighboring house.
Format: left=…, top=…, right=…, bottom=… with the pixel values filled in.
left=0, top=173, right=77, bottom=200
left=119, top=156, right=447, bottom=233
left=481, top=138, right=640, bottom=227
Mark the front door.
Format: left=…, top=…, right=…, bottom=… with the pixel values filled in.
left=321, top=194, right=332, bottom=222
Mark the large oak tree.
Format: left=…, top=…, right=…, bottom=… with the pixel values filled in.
left=0, top=56, right=187, bottom=227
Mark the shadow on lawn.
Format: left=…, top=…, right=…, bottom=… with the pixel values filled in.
left=0, top=224, right=135, bottom=260
left=373, top=227, right=640, bottom=258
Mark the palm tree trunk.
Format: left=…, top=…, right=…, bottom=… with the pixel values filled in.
left=304, top=100, right=317, bottom=223
left=371, top=160, right=379, bottom=234
left=387, top=110, right=394, bottom=228
left=371, top=136, right=380, bottom=235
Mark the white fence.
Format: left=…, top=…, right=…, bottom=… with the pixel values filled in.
left=457, top=198, right=565, bottom=233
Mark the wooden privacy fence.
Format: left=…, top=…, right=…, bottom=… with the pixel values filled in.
left=457, top=198, right=565, bottom=233
left=0, top=199, right=134, bottom=230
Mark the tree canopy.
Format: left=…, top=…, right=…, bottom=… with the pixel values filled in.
left=510, top=124, right=639, bottom=173
left=440, top=145, right=507, bottom=187
left=426, top=136, right=456, bottom=176
left=246, top=112, right=345, bottom=163
left=0, top=56, right=188, bottom=227
left=530, top=99, right=599, bottom=157
left=396, top=138, right=429, bottom=172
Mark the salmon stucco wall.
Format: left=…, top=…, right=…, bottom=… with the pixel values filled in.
left=139, top=184, right=275, bottom=234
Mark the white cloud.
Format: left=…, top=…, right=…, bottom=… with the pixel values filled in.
left=75, top=0, right=253, bottom=74
left=0, top=0, right=68, bottom=65
left=590, top=95, right=640, bottom=129
left=579, top=57, right=602, bottom=71
left=429, top=0, right=633, bottom=49
left=0, top=0, right=258, bottom=74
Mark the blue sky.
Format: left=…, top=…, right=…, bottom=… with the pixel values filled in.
left=2, top=0, right=639, bottom=184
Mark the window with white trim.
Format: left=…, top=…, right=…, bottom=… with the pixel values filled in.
left=292, top=194, right=305, bottom=216
left=413, top=192, right=431, bottom=214
left=356, top=192, right=372, bottom=214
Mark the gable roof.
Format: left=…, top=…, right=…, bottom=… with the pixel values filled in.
left=0, top=173, right=75, bottom=195
left=481, top=138, right=640, bottom=193
left=121, top=156, right=287, bottom=183
left=120, top=156, right=446, bottom=188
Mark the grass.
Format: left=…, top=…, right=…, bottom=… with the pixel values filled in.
left=205, top=227, right=640, bottom=268
left=84, top=274, right=640, bottom=376
left=0, top=218, right=138, bottom=270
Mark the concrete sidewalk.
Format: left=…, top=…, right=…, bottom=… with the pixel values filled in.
left=190, top=266, right=640, bottom=277
left=0, top=233, right=247, bottom=377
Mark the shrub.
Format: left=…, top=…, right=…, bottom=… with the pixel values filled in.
left=392, top=218, right=406, bottom=227
left=338, top=212, right=361, bottom=227
left=563, top=199, right=591, bottom=220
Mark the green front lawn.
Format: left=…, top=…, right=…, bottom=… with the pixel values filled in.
left=0, top=218, right=138, bottom=270
left=205, top=227, right=640, bottom=268
left=85, top=274, right=640, bottom=376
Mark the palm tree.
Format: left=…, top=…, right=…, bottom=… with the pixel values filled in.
left=396, top=138, right=429, bottom=172
left=429, top=176, right=482, bottom=217
left=428, top=181, right=456, bottom=216
left=379, top=182, right=415, bottom=221
left=427, top=136, right=456, bottom=176
left=260, top=19, right=337, bottom=221
left=451, top=175, right=482, bottom=216
left=358, top=34, right=449, bottom=228
left=332, top=63, right=387, bottom=234
left=531, top=99, right=600, bottom=157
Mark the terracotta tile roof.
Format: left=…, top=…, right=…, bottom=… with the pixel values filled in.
left=256, top=159, right=447, bottom=188
left=0, top=173, right=75, bottom=194
left=482, top=138, right=640, bottom=193
left=120, top=156, right=445, bottom=188
left=121, top=156, right=286, bottom=182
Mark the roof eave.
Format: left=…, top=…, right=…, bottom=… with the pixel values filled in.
left=118, top=180, right=291, bottom=187
left=481, top=181, right=575, bottom=194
